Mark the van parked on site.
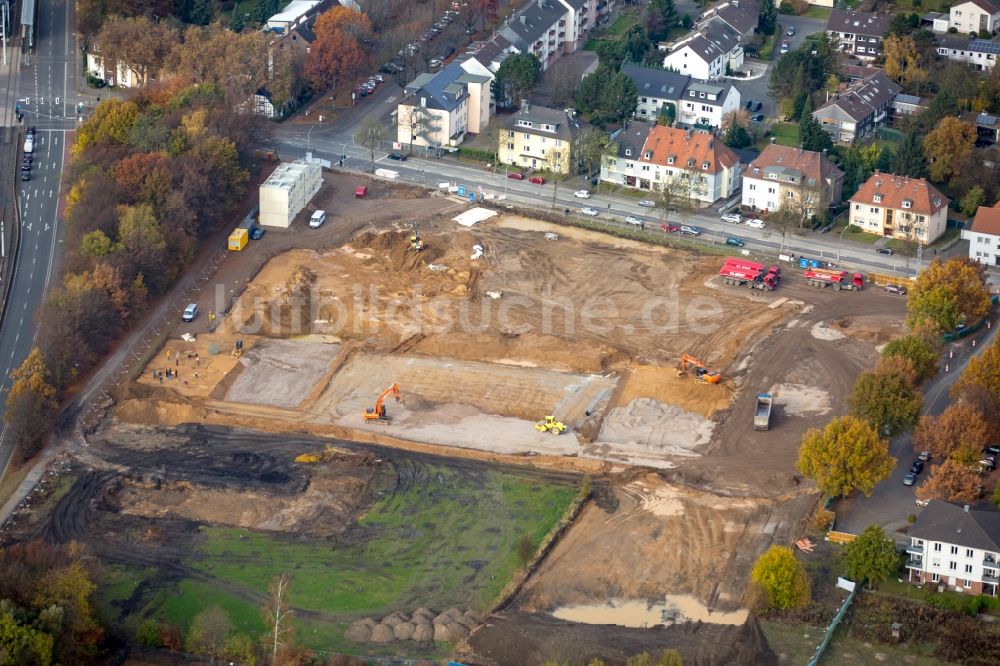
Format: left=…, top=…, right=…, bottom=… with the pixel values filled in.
left=309, top=210, right=327, bottom=228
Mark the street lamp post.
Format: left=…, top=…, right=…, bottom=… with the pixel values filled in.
left=306, top=125, right=315, bottom=154
left=504, top=166, right=509, bottom=197
left=836, top=222, right=849, bottom=264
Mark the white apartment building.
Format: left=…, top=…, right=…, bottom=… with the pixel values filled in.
left=949, top=0, right=1000, bottom=34
left=907, top=501, right=1000, bottom=597
left=259, top=160, right=322, bottom=228
left=676, top=80, right=741, bottom=129
left=963, top=203, right=1000, bottom=265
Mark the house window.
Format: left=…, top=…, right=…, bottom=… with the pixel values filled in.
left=523, top=133, right=531, bottom=140
left=952, top=546, right=959, bottom=555
left=854, top=204, right=862, bottom=210
left=932, top=573, right=940, bottom=582
left=934, top=543, right=942, bottom=552
left=768, top=187, right=776, bottom=194
left=967, top=549, right=975, bottom=558
left=749, top=184, right=756, bottom=190
left=507, top=142, right=514, bottom=150
left=608, top=158, right=616, bottom=166
left=965, top=579, right=973, bottom=588
left=966, top=564, right=974, bottom=573
left=667, top=156, right=674, bottom=164
left=787, top=191, right=795, bottom=198
left=641, top=97, right=648, bottom=103
left=873, top=194, right=882, bottom=203
left=870, top=207, right=879, bottom=214
left=949, top=562, right=958, bottom=570
left=702, top=161, right=709, bottom=170
left=641, top=165, right=650, bottom=171
left=625, top=148, right=632, bottom=156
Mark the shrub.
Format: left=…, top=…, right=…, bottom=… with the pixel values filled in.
left=136, top=619, right=163, bottom=648
left=779, top=0, right=794, bottom=13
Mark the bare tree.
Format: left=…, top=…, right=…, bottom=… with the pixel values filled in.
left=398, top=100, right=438, bottom=155
left=359, top=116, right=386, bottom=172
left=262, top=573, right=295, bottom=666
left=659, top=171, right=706, bottom=222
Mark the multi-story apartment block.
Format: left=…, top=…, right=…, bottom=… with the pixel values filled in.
left=848, top=172, right=950, bottom=244
left=396, top=63, right=478, bottom=150
left=497, top=103, right=578, bottom=174
left=826, top=9, right=891, bottom=60
left=741, top=145, right=844, bottom=218
left=907, top=501, right=1000, bottom=597
left=497, top=0, right=617, bottom=71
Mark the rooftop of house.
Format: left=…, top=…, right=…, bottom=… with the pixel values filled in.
left=746, top=144, right=843, bottom=188
left=957, top=0, right=1000, bottom=15
left=402, top=61, right=470, bottom=112
left=669, top=21, right=740, bottom=62
left=961, top=110, right=1000, bottom=128
left=638, top=126, right=740, bottom=174
left=500, top=0, right=567, bottom=51
left=698, top=0, right=760, bottom=36
left=622, top=64, right=690, bottom=101
left=682, top=79, right=734, bottom=106
left=910, top=500, right=1000, bottom=553
left=505, top=102, right=575, bottom=141
left=827, top=9, right=892, bottom=36
left=970, top=202, right=1000, bottom=236
left=814, top=71, right=901, bottom=122
left=936, top=35, right=1000, bottom=55
left=850, top=171, right=949, bottom=215
left=461, top=35, right=513, bottom=71
left=611, top=120, right=655, bottom=159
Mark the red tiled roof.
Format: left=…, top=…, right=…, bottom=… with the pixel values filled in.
left=971, top=204, right=1000, bottom=236
left=850, top=172, right=949, bottom=216
left=638, top=127, right=739, bottom=174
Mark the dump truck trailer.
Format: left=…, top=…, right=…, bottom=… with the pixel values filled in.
left=754, top=393, right=773, bottom=431
left=803, top=267, right=864, bottom=291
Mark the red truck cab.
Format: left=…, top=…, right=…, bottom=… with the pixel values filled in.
left=354, top=185, right=368, bottom=198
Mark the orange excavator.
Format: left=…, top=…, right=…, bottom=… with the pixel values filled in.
left=364, top=383, right=402, bottom=423
left=678, top=354, right=721, bottom=384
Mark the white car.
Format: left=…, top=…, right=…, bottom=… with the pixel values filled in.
left=573, top=190, right=591, bottom=199
left=580, top=207, right=599, bottom=217
left=637, top=199, right=656, bottom=207
left=721, top=212, right=742, bottom=224
left=745, top=218, right=765, bottom=229
left=624, top=216, right=643, bottom=227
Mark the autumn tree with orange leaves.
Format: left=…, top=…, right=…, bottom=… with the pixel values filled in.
left=306, top=7, right=374, bottom=95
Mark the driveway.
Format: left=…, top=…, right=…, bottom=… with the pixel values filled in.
left=835, top=318, right=1000, bottom=543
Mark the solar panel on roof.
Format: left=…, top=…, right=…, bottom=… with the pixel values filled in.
left=969, top=39, right=1000, bottom=55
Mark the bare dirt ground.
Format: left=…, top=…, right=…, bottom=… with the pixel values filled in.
left=58, top=178, right=910, bottom=663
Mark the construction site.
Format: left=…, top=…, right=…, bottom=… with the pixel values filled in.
left=3, top=176, right=909, bottom=663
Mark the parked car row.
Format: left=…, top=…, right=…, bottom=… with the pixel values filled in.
left=354, top=73, right=384, bottom=98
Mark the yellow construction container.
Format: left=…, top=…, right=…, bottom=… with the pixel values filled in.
left=228, top=228, right=248, bottom=251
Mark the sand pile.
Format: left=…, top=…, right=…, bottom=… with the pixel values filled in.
left=596, top=398, right=715, bottom=462
left=345, top=608, right=481, bottom=645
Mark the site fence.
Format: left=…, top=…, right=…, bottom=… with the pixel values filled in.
left=806, top=583, right=858, bottom=666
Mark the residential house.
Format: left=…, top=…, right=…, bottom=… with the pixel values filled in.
left=498, top=102, right=578, bottom=174
left=888, top=94, right=929, bottom=127
left=849, top=171, right=950, bottom=243
left=696, top=0, right=760, bottom=44
left=600, top=120, right=656, bottom=188
left=935, top=35, right=1000, bottom=71
left=602, top=126, right=741, bottom=203
left=826, top=9, right=891, bottom=61
left=396, top=63, right=474, bottom=150
left=662, top=21, right=743, bottom=80
left=86, top=41, right=143, bottom=88
left=963, top=203, right=1000, bottom=264
left=906, top=501, right=1000, bottom=597
left=961, top=111, right=1000, bottom=145
left=622, top=64, right=690, bottom=122
left=676, top=80, right=741, bottom=129
left=254, top=19, right=319, bottom=119
left=459, top=35, right=514, bottom=75
left=813, top=70, right=901, bottom=143
left=949, top=0, right=1000, bottom=35
left=741, top=145, right=844, bottom=219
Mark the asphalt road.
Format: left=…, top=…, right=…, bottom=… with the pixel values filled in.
left=0, top=0, right=74, bottom=479
left=837, top=321, right=1000, bottom=540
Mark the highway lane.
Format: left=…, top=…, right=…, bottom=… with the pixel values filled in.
left=0, top=0, right=72, bottom=478
left=274, top=130, right=924, bottom=277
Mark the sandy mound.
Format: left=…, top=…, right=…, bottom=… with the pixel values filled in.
left=370, top=623, right=394, bottom=643
left=772, top=382, right=832, bottom=416
left=413, top=623, right=433, bottom=642
left=392, top=621, right=415, bottom=640
left=345, top=620, right=373, bottom=642
left=596, top=398, right=714, bottom=462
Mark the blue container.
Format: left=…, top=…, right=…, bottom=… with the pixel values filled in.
left=810, top=259, right=821, bottom=268
left=457, top=186, right=466, bottom=196
left=469, top=193, right=476, bottom=201
left=798, top=257, right=808, bottom=268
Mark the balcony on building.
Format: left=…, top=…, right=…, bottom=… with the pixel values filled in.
left=906, top=543, right=924, bottom=556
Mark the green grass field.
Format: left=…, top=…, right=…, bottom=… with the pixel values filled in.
left=760, top=620, right=942, bottom=665
left=106, top=463, right=578, bottom=657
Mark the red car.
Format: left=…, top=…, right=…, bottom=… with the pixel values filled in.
left=507, top=171, right=524, bottom=180
left=529, top=176, right=546, bottom=185
left=661, top=223, right=679, bottom=233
